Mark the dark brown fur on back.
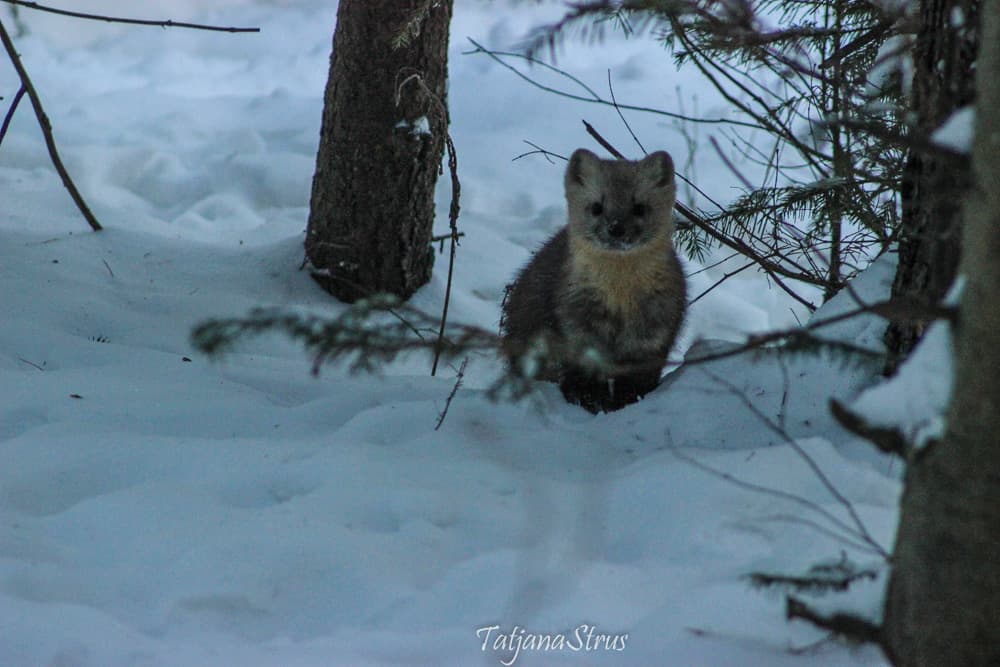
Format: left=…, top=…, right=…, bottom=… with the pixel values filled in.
left=501, top=149, right=687, bottom=412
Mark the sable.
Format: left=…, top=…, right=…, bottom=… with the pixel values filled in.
left=501, top=149, right=687, bottom=412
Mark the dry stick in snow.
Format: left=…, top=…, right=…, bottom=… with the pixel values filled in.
left=0, top=18, right=102, bottom=231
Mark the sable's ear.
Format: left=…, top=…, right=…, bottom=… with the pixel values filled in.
left=565, top=148, right=601, bottom=187
left=638, top=151, right=674, bottom=188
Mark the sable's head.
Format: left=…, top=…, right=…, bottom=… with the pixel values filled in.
left=564, top=148, right=676, bottom=251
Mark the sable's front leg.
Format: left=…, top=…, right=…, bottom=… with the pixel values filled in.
left=607, top=371, right=662, bottom=408
left=559, top=367, right=661, bottom=413
left=559, top=367, right=612, bottom=414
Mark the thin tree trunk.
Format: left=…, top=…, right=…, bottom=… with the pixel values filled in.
left=305, top=0, right=452, bottom=302
left=882, top=0, right=1000, bottom=662
left=882, top=0, right=977, bottom=374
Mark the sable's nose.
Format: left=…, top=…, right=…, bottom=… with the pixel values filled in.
left=608, top=220, right=626, bottom=238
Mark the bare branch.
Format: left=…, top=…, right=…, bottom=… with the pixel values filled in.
left=395, top=71, right=463, bottom=378
left=0, top=84, right=25, bottom=148
left=668, top=437, right=886, bottom=556
left=674, top=297, right=954, bottom=368
left=1, top=0, right=260, bottom=32
left=699, top=367, right=890, bottom=559
left=465, top=38, right=760, bottom=129
left=0, top=18, right=102, bottom=231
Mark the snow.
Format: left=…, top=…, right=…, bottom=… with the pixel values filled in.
left=931, top=106, right=975, bottom=153
left=0, top=1, right=949, bottom=665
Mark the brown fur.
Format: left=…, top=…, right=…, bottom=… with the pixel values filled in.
left=501, top=149, right=687, bottom=412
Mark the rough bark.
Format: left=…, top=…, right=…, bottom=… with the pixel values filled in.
left=305, top=0, right=452, bottom=302
left=882, top=0, right=1000, bottom=662
left=882, top=0, right=977, bottom=374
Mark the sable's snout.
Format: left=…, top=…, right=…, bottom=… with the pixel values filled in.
left=595, top=215, right=644, bottom=250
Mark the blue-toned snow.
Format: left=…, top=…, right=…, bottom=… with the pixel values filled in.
left=0, top=2, right=946, bottom=665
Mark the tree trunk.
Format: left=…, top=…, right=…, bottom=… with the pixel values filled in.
left=882, top=0, right=977, bottom=374
left=305, top=0, right=452, bottom=303
left=882, top=0, right=1000, bottom=662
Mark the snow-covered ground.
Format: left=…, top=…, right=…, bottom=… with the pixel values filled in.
left=0, top=2, right=934, bottom=665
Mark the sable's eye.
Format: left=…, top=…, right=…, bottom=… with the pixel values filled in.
left=590, top=202, right=603, bottom=216
left=632, top=203, right=647, bottom=217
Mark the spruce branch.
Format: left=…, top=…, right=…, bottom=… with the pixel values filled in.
left=829, top=397, right=909, bottom=457
left=191, top=297, right=499, bottom=377
left=748, top=552, right=879, bottom=593
left=786, top=596, right=882, bottom=646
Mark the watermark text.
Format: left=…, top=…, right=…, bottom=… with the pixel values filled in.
left=476, top=623, right=628, bottom=665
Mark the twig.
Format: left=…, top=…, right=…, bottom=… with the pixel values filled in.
left=430, top=231, right=465, bottom=243
left=667, top=436, right=884, bottom=555
left=686, top=250, right=741, bottom=277
left=465, top=38, right=760, bottom=129
left=607, top=70, right=646, bottom=155
left=701, top=367, right=890, bottom=559
left=394, top=71, right=462, bottom=378
left=432, top=129, right=461, bottom=377
left=435, top=357, right=467, bottom=430
left=710, top=135, right=755, bottom=190
left=583, top=119, right=625, bottom=159
left=101, top=258, right=115, bottom=278
left=0, top=0, right=260, bottom=32
left=512, top=140, right=565, bottom=163
left=777, top=349, right=791, bottom=433
left=17, top=356, right=44, bottom=371
left=672, top=296, right=954, bottom=369
left=0, top=83, right=25, bottom=148
left=0, top=18, right=102, bottom=231
left=755, top=514, right=883, bottom=553
left=688, top=260, right=755, bottom=306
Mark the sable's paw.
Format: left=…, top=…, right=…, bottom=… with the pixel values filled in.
left=559, top=370, right=661, bottom=413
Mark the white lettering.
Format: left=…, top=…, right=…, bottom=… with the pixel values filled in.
left=477, top=625, right=499, bottom=651
left=478, top=623, right=628, bottom=664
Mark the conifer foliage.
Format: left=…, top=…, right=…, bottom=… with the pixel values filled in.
left=528, top=0, right=909, bottom=306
